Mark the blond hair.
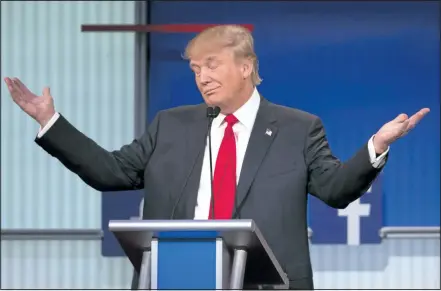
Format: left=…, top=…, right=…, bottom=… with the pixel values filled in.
left=184, top=25, right=262, bottom=86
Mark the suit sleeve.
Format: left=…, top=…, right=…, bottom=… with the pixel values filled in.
left=304, top=117, right=386, bottom=208
left=35, top=113, right=161, bottom=192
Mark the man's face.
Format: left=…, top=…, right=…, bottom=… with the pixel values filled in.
left=189, top=48, right=245, bottom=109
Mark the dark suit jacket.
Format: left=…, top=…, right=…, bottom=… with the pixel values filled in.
left=35, top=98, right=385, bottom=290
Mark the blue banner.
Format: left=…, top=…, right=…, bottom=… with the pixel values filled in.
left=310, top=176, right=383, bottom=245
left=101, top=190, right=144, bottom=256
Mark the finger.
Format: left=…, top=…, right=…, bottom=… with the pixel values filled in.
left=11, top=78, right=25, bottom=96
left=42, top=87, right=51, bottom=97
left=4, top=77, right=15, bottom=92
left=12, top=77, right=31, bottom=95
left=393, top=113, right=408, bottom=123
left=4, top=78, right=29, bottom=108
left=401, top=119, right=410, bottom=134
left=4, top=77, right=12, bottom=86
left=5, top=78, right=23, bottom=100
left=5, top=77, right=17, bottom=91
left=408, top=108, right=430, bottom=128
left=393, top=119, right=410, bottom=138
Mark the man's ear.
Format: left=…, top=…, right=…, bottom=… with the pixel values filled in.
left=241, top=58, right=253, bottom=79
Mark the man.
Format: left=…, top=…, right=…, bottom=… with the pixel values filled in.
left=5, top=25, right=429, bottom=289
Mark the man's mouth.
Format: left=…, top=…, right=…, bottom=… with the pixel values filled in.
left=204, top=88, right=219, bottom=95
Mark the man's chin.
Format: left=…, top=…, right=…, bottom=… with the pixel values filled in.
left=204, top=95, right=223, bottom=107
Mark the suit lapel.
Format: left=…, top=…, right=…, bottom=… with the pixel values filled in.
left=234, top=99, right=278, bottom=217
left=178, top=105, right=209, bottom=219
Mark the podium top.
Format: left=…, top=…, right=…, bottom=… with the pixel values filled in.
left=109, top=219, right=270, bottom=251
left=109, top=219, right=256, bottom=233
left=109, top=219, right=289, bottom=288
left=109, top=219, right=268, bottom=250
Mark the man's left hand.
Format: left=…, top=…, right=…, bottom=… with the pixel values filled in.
left=373, top=108, right=430, bottom=154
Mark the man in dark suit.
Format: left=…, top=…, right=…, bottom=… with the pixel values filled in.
left=5, top=25, right=429, bottom=289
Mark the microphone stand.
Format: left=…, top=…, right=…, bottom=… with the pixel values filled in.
left=206, top=106, right=220, bottom=219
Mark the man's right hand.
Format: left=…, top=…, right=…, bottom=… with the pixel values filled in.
left=4, top=77, right=56, bottom=127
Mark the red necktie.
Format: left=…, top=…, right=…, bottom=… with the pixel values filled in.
left=209, top=114, right=238, bottom=219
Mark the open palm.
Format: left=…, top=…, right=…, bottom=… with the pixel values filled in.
left=4, top=77, right=55, bottom=125
left=374, top=108, right=430, bottom=152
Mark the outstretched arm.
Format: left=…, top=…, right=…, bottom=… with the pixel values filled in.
left=35, top=112, right=161, bottom=191
left=305, top=118, right=383, bottom=208
left=306, top=108, right=429, bottom=208
left=4, top=76, right=161, bottom=192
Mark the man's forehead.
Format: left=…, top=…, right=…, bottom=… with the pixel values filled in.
left=188, top=46, right=233, bottom=65
left=190, top=54, right=218, bottom=64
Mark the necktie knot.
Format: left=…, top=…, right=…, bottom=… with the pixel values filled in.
left=224, top=114, right=238, bottom=127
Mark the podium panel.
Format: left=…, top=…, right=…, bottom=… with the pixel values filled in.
left=153, top=232, right=219, bottom=289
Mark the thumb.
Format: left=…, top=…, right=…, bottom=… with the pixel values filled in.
left=42, top=87, right=51, bottom=97
left=393, top=113, right=408, bottom=123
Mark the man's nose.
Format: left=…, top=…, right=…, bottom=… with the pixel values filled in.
left=199, top=69, right=211, bottom=85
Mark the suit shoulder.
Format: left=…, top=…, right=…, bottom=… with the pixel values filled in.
left=154, top=103, right=206, bottom=120
left=269, top=103, right=320, bottom=125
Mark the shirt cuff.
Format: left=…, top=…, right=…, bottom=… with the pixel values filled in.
left=37, top=112, right=60, bottom=138
left=368, top=135, right=389, bottom=168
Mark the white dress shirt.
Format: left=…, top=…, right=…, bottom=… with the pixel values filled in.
left=193, top=88, right=262, bottom=219
left=38, top=88, right=389, bottom=220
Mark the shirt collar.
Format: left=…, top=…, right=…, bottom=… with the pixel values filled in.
left=212, top=87, right=261, bottom=129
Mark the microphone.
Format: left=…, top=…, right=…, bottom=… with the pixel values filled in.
left=206, top=106, right=220, bottom=219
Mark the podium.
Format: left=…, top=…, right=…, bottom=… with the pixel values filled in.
left=109, top=219, right=289, bottom=290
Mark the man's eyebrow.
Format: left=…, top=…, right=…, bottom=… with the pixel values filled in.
left=206, top=56, right=219, bottom=63
left=189, top=56, right=219, bottom=68
left=189, top=63, right=199, bottom=69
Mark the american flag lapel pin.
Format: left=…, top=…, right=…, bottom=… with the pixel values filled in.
left=265, top=128, right=272, bottom=136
